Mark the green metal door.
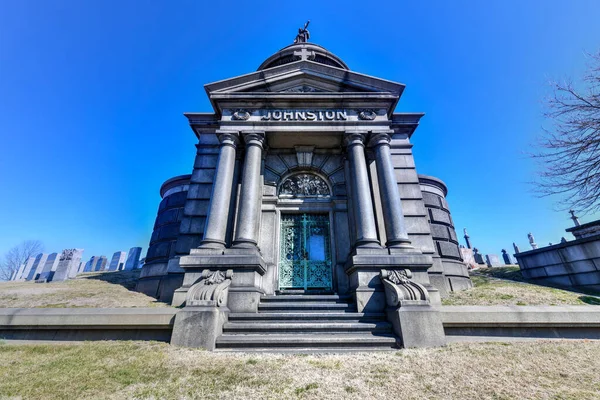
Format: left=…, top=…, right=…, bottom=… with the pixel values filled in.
left=279, top=214, right=332, bottom=290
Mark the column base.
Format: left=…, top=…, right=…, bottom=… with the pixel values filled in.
left=175, top=247, right=267, bottom=312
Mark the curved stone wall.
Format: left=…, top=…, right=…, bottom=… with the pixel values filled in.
left=136, top=174, right=190, bottom=299
left=419, top=175, right=472, bottom=292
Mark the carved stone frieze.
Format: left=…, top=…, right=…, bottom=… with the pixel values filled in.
left=187, top=269, right=233, bottom=307
left=279, top=173, right=330, bottom=197
left=357, top=109, right=377, bottom=120
left=231, top=109, right=251, bottom=120
left=380, top=269, right=430, bottom=307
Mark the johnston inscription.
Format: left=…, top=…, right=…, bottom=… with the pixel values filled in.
left=261, top=110, right=347, bottom=121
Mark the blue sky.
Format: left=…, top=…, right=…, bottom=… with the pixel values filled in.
left=1, top=0, right=599, bottom=262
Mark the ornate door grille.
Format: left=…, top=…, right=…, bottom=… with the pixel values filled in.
left=279, top=214, right=332, bottom=290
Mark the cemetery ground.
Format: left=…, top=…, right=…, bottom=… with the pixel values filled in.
left=0, top=270, right=168, bottom=308
left=442, top=266, right=600, bottom=306
left=0, top=340, right=599, bottom=399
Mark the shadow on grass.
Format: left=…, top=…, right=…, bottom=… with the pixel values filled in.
left=78, top=269, right=142, bottom=290
left=579, top=296, right=600, bottom=305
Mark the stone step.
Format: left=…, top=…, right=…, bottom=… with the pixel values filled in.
left=228, top=312, right=386, bottom=321
left=258, top=302, right=355, bottom=312
left=223, top=321, right=392, bottom=333
left=216, top=333, right=399, bottom=349
left=260, top=294, right=349, bottom=303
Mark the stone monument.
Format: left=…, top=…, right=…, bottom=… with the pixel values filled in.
left=124, top=247, right=142, bottom=271
left=53, top=249, right=84, bottom=281
left=473, top=248, right=485, bottom=265
left=485, top=254, right=501, bottom=267
left=108, top=251, right=127, bottom=271
left=528, top=232, right=538, bottom=249
left=37, top=253, right=60, bottom=282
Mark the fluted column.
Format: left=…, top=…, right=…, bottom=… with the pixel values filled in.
left=369, top=131, right=412, bottom=249
left=233, top=131, right=266, bottom=248
left=199, top=131, right=240, bottom=249
left=344, top=131, right=380, bottom=248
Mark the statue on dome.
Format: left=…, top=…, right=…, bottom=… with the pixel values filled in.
left=294, top=21, right=310, bottom=43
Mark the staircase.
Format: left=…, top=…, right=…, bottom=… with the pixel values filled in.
left=216, top=292, right=398, bottom=352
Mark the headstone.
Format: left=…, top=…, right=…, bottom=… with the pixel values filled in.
left=138, top=257, right=145, bottom=269
left=501, top=249, right=513, bottom=265
left=20, top=257, right=37, bottom=281
left=108, top=251, right=127, bottom=271
left=124, top=247, right=142, bottom=271
left=27, top=253, right=49, bottom=281
left=463, top=228, right=472, bottom=249
left=560, top=237, right=567, bottom=243
left=13, top=261, right=27, bottom=281
left=473, top=248, right=485, bottom=265
left=53, top=249, right=84, bottom=282
left=77, top=261, right=85, bottom=274
left=485, top=254, right=501, bottom=267
left=10, top=269, right=17, bottom=281
left=513, top=242, right=520, bottom=254
left=528, top=232, right=538, bottom=249
left=460, top=247, right=477, bottom=269
left=95, top=256, right=108, bottom=271
left=37, top=253, right=60, bottom=282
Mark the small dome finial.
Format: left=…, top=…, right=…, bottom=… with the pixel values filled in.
left=294, top=20, right=310, bottom=44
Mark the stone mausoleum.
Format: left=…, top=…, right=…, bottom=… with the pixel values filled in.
left=137, top=34, right=471, bottom=350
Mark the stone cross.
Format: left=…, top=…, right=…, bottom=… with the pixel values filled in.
left=569, top=210, right=581, bottom=227
left=293, top=48, right=316, bottom=61
left=513, top=242, right=520, bottom=254
left=501, top=249, right=512, bottom=265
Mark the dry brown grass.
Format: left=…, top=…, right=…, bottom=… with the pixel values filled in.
left=0, top=270, right=169, bottom=308
left=443, top=266, right=600, bottom=306
left=0, top=340, right=599, bottom=399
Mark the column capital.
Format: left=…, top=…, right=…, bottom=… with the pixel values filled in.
left=367, top=130, right=394, bottom=148
left=343, top=131, right=368, bottom=148
left=241, top=131, right=266, bottom=149
left=216, top=130, right=240, bottom=148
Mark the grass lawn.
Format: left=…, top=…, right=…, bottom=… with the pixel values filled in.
left=0, top=340, right=598, bottom=399
left=0, top=270, right=169, bottom=308
left=442, top=266, right=600, bottom=306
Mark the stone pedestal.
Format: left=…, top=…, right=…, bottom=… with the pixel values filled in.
left=171, top=306, right=228, bottom=350
left=386, top=304, right=446, bottom=348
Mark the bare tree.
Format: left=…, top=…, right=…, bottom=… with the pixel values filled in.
left=0, top=240, right=44, bottom=281
left=532, top=51, right=600, bottom=215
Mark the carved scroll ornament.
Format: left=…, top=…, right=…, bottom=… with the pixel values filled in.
left=187, top=269, right=233, bottom=307
left=279, top=173, right=330, bottom=197
left=380, top=269, right=430, bottom=308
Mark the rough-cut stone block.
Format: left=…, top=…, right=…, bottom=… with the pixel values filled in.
left=265, top=155, right=288, bottom=174
left=187, top=183, right=213, bottom=200
left=158, top=224, right=180, bottom=240
left=437, top=241, right=461, bottom=259
left=420, top=192, right=440, bottom=207
left=189, top=217, right=206, bottom=234
left=398, top=184, right=423, bottom=200
left=429, top=208, right=452, bottom=225
left=394, top=169, right=419, bottom=183
left=404, top=216, right=431, bottom=234
left=430, top=224, right=450, bottom=240
left=408, top=234, right=435, bottom=254
left=390, top=154, right=416, bottom=168
left=184, top=200, right=210, bottom=216
left=322, top=155, right=342, bottom=174
left=194, top=155, right=219, bottom=169
left=570, top=271, right=600, bottom=286
left=155, top=208, right=179, bottom=227
left=191, top=169, right=215, bottom=183
left=175, top=235, right=202, bottom=255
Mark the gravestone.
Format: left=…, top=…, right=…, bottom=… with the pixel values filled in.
left=473, top=248, right=485, bottom=265
left=124, top=247, right=142, bottom=271
left=95, top=256, right=108, bottom=271
left=108, top=251, right=127, bottom=271
left=485, top=254, right=501, bottom=267
left=501, top=249, right=513, bottom=265
left=460, top=247, right=477, bottom=269
left=20, top=257, right=37, bottom=281
left=53, top=249, right=84, bottom=281
left=37, top=253, right=60, bottom=282
left=27, top=253, right=49, bottom=281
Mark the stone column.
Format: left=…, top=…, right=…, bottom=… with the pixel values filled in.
left=233, top=131, right=266, bottom=248
left=199, top=131, right=240, bottom=249
left=368, top=131, right=412, bottom=249
left=344, top=131, right=380, bottom=248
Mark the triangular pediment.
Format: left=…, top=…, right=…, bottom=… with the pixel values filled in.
left=205, top=60, right=405, bottom=96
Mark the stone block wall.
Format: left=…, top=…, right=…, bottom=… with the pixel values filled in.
left=136, top=174, right=191, bottom=300
left=516, top=234, right=600, bottom=292
left=418, top=174, right=472, bottom=293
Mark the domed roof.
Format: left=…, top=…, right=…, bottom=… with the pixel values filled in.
left=257, top=43, right=349, bottom=71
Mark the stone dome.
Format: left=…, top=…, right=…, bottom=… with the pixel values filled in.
left=257, top=43, right=349, bottom=71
